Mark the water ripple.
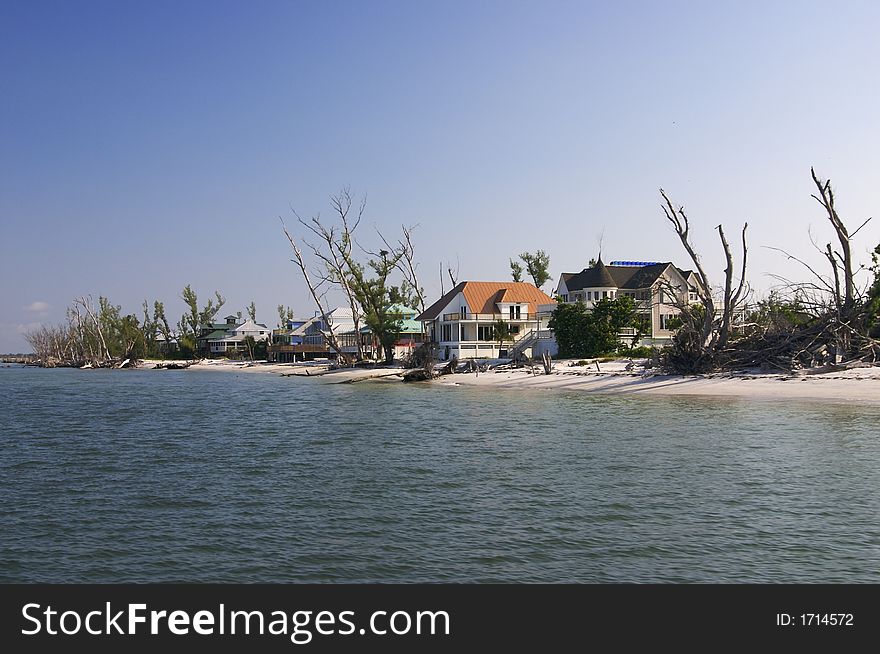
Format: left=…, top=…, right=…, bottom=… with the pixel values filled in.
left=2, top=366, right=880, bottom=582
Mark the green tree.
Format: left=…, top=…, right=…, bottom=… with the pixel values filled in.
left=388, top=279, right=420, bottom=309
left=510, top=259, right=524, bottom=282
left=177, top=286, right=225, bottom=358
left=867, top=243, right=880, bottom=337
left=519, top=250, right=551, bottom=289
left=549, top=296, right=642, bottom=358
left=491, top=319, right=513, bottom=355
left=247, top=301, right=257, bottom=322
left=277, top=304, right=294, bottom=328
left=153, top=301, right=174, bottom=357
left=141, top=300, right=158, bottom=357
left=243, top=335, right=256, bottom=361
left=347, top=250, right=405, bottom=363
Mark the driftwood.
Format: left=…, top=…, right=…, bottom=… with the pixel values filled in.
left=403, top=368, right=434, bottom=382
left=157, top=361, right=192, bottom=370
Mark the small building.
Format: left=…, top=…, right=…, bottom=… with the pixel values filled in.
left=417, top=282, right=556, bottom=360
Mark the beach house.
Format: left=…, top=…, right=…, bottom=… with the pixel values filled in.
left=554, top=259, right=702, bottom=345
left=266, top=307, right=357, bottom=361
left=206, top=318, right=272, bottom=355
left=417, top=281, right=556, bottom=360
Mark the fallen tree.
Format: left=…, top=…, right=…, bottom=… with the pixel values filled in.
left=660, top=169, right=879, bottom=373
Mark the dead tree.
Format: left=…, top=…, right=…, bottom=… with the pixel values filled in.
left=660, top=189, right=748, bottom=372
left=379, top=224, right=427, bottom=313
left=293, top=188, right=366, bottom=360
left=280, top=218, right=346, bottom=360
left=810, top=167, right=871, bottom=320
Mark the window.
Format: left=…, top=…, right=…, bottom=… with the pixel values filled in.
left=602, top=290, right=608, bottom=299
left=478, top=324, right=493, bottom=341
left=561, top=294, right=568, bottom=302
left=441, top=324, right=452, bottom=341
left=509, top=305, right=514, bottom=319
left=461, top=306, right=467, bottom=319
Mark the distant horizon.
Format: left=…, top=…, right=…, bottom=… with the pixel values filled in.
left=3, top=0, right=879, bottom=352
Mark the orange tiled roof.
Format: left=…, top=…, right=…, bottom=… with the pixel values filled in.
left=416, top=281, right=556, bottom=321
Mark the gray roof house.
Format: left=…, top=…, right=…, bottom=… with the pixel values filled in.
left=554, top=258, right=703, bottom=343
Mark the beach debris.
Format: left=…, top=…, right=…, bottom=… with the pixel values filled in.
left=403, top=369, right=434, bottom=382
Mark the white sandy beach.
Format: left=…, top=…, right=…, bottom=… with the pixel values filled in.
left=138, top=358, right=880, bottom=404
left=435, top=360, right=880, bottom=405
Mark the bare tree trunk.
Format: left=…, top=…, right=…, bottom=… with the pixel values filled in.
left=78, top=296, right=110, bottom=363
left=660, top=189, right=748, bottom=370
left=717, top=223, right=749, bottom=348
left=811, top=168, right=861, bottom=318
left=660, top=190, right=717, bottom=348
left=379, top=225, right=427, bottom=313
left=280, top=218, right=346, bottom=360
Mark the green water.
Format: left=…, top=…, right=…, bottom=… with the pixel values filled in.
left=1, top=366, right=879, bottom=582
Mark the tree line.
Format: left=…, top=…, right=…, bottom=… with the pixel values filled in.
left=24, top=287, right=268, bottom=367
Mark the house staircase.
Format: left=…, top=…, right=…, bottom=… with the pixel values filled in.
left=507, top=329, right=538, bottom=360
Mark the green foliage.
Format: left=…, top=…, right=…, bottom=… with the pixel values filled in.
left=243, top=335, right=256, bottom=360
left=347, top=250, right=405, bottom=363
left=518, top=250, right=551, bottom=289
left=277, top=304, right=294, bottom=328
left=95, top=297, right=148, bottom=359
left=619, top=345, right=655, bottom=358
left=745, top=293, right=811, bottom=334
left=177, top=336, right=196, bottom=359
left=509, top=259, right=524, bottom=283
left=491, top=319, right=512, bottom=352
left=388, top=279, right=421, bottom=310
left=177, top=285, right=225, bottom=358
left=247, top=301, right=257, bottom=322
left=867, top=244, right=880, bottom=338
left=549, top=296, right=643, bottom=358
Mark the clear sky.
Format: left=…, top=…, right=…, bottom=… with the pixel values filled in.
left=2, top=0, right=879, bottom=352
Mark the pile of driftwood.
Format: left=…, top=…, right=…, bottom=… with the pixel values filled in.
left=718, top=316, right=879, bottom=372
left=154, top=361, right=192, bottom=370
left=660, top=168, right=879, bottom=375
left=31, top=357, right=139, bottom=369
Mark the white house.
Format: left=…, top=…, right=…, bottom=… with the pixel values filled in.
left=207, top=318, right=272, bottom=354
left=555, top=258, right=702, bottom=345
left=417, top=281, right=556, bottom=360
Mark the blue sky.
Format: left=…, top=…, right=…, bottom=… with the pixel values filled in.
left=2, top=0, right=879, bottom=352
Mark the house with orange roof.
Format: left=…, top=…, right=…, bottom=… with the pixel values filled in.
left=416, top=281, right=556, bottom=360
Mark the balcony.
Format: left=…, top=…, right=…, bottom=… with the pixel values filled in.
left=267, top=344, right=329, bottom=354
left=441, top=312, right=535, bottom=322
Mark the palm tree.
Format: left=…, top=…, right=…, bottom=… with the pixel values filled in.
left=491, top=319, right=512, bottom=357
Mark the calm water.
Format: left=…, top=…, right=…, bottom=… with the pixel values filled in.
left=1, top=365, right=879, bottom=583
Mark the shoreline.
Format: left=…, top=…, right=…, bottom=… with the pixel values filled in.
left=433, top=367, right=880, bottom=405
left=134, top=357, right=880, bottom=404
